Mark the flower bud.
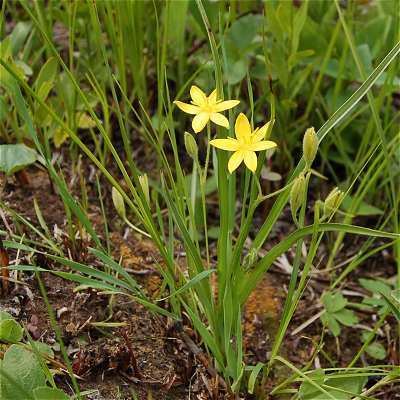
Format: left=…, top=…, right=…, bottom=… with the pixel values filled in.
left=112, top=187, right=126, bottom=219
left=184, top=132, right=198, bottom=159
left=323, top=187, right=344, bottom=218
left=243, top=248, right=258, bottom=269
left=138, top=174, right=150, bottom=204
left=290, top=174, right=306, bottom=221
left=303, top=127, right=318, bottom=167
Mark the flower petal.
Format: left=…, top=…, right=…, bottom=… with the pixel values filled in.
left=208, top=89, right=217, bottom=104
left=228, top=151, right=244, bottom=173
left=252, top=120, right=274, bottom=142
left=174, top=101, right=201, bottom=115
left=243, top=151, right=258, bottom=172
left=190, top=85, right=207, bottom=106
left=210, top=112, right=229, bottom=128
left=235, top=113, right=251, bottom=141
left=214, top=100, right=240, bottom=112
left=192, top=112, right=209, bottom=133
left=210, top=138, right=240, bottom=151
left=250, top=140, right=277, bottom=151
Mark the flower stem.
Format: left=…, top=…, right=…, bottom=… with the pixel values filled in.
left=199, top=123, right=211, bottom=268
left=203, top=123, right=212, bottom=184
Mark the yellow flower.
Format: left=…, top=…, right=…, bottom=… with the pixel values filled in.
left=174, top=85, right=240, bottom=133
left=210, top=113, right=277, bottom=173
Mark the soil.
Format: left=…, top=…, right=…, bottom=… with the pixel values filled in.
left=1, top=161, right=399, bottom=399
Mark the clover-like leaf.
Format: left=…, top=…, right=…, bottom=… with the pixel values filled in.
left=333, top=308, right=359, bottom=327
left=321, top=312, right=341, bottom=337
left=322, top=292, right=347, bottom=313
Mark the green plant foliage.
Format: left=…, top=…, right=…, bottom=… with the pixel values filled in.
left=380, top=291, right=400, bottom=322
left=341, top=195, right=384, bottom=216
left=299, top=369, right=367, bottom=400
left=321, top=292, right=359, bottom=336
left=359, top=278, right=393, bottom=314
left=0, top=314, right=70, bottom=399
left=0, top=312, right=23, bottom=343
left=361, top=332, right=386, bottom=360
left=224, top=14, right=263, bottom=84
left=0, top=144, right=39, bottom=175
left=33, top=387, right=69, bottom=400
left=0, top=344, right=46, bottom=399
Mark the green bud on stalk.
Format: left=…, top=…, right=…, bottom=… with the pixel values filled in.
left=323, top=187, right=344, bottom=219
left=112, top=187, right=126, bottom=220
left=184, top=132, right=198, bottom=160
left=138, top=174, right=150, bottom=205
left=303, top=127, right=318, bottom=168
left=290, top=174, right=306, bottom=222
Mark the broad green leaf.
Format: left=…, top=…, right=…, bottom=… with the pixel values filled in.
left=323, top=376, right=367, bottom=400
left=322, top=292, right=347, bottom=313
left=355, top=16, right=391, bottom=58
left=359, top=278, right=392, bottom=296
left=333, top=308, right=359, bottom=327
left=363, top=297, right=386, bottom=309
left=55, top=72, right=75, bottom=114
left=29, top=341, right=54, bottom=358
left=365, top=342, right=386, bottom=360
left=0, top=144, right=39, bottom=175
left=0, top=311, right=13, bottom=321
left=207, top=226, right=220, bottom=239
left=0, top=312, right=23, bottom=342
left=1, top=344, right=46, bottom=399
left=34, top=57, right=58, bottom=95
left=0, top=318, right=23, bottom=343
left=299, top=369, right=325, bottom=398
left=227, top=59, right=248, bottom=85
left=37, top=81, right=54, bottom=102
left=321, top=313, right=340, bottom=337
left=355, top=44, right=373, bottom=75
left=341, top=195, right=384, bottom=216
left=189, top=0, right=219, bottom=36
left=226, top=14, right=263, bottom=52
left=299, top=372, right=367, bottom=400
left=33, top=387, right=69, bottom=400
left=166, top=0, right=188, bottom=56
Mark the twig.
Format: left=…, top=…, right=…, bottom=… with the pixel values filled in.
left=121, top=329, right=142, bottom=379
left=0, top=238, right=9, bottom=295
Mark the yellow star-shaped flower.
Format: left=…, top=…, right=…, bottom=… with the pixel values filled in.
left=174, top=85, right=240, bottom=133
left=210, top=113, right=277, bottom=173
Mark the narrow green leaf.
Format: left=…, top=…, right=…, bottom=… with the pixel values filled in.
left=247, top=362, right=264, bottom=394
left=157, top=269, right=215, bottom=301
